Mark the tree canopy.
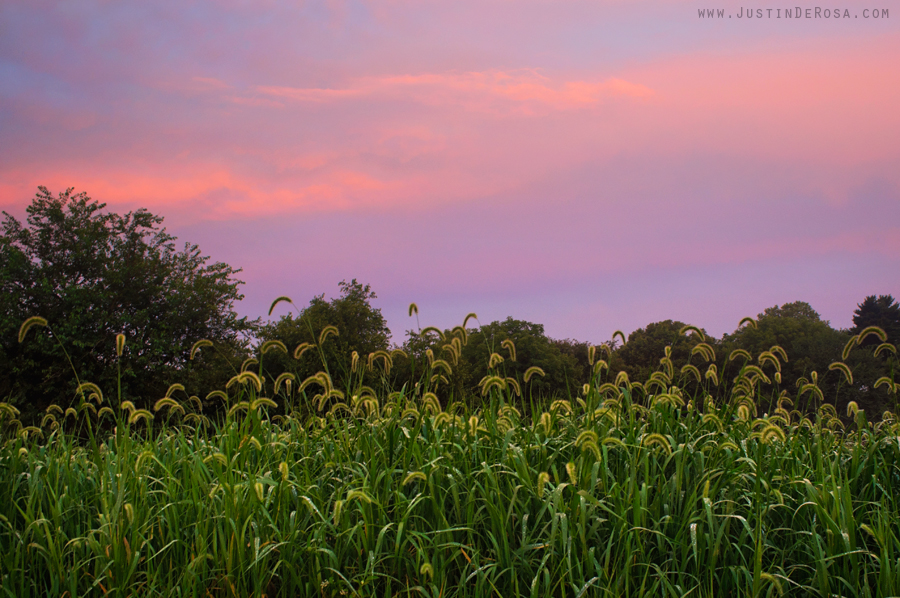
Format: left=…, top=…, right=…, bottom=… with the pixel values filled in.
left=0, top=187, right=253, bottom=415
left=721, top=301, right=898, bottom=415
left=722, top=302, right=844, bottom=389
left=610, top=319, right=711, bottom=386
left=718, top=304, right=824, bottom=404
left=396, top=317, right=584, bottom=407
left=256, top=279, right=392, bottom=392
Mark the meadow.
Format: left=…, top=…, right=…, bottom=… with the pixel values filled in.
left=1, top=316, right=899, bottom=598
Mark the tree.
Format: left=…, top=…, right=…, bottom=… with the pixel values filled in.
left=723, top=301, right=866, bottom=413
left=397, top=317, right=584, bottom=408
left=257, top=280, right=391, bottom=393
left=724, top=302, right=841, bottom=381
left=0, top=187, right=253, bottom=416
left=611, top=320, right=713, bottom=392
left=852, top=295, right=900, bottom=346
left=551, top=337, right=593, bottom=384
left=724, top=303, right=841, bottom=371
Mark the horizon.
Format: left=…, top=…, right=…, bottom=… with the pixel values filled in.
left=2, top=0, right=897, bottom=345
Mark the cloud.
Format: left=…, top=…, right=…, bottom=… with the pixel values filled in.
left=255, top=86, right=365, bottom=103
left=228, top=96, right=284, bottom=108
left=254, top=70, right=654, bottom=114
left=0, top=165, right=409, bottom=220
left=191, top=76, right=231, bottom=90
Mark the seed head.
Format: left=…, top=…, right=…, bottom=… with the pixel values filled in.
left=274, top=372, right=296, bottom=395
left=738, top=316, right=756, bottom=330
left=729, top=349, right=752, bottom=363
left=260, top=340, right=288, bottom=355
left=566, top=462, right=577, bottom=485
left=842, top=336, right=859, bottom=361
left=18, top=316, right=48, bottom=343
left=269, top=296, right=294, bottom=316
left=524, top=366, right=545, bottom=383
left=318, top=325, right=339, bottom=345
left=858, top=325, right=888, bottom=344
left=420, top=326, right=445, bottom=342
left=294, top=342, right=312, bottom=360
left=501, top=339, right=516, bottom=361
left=642, top=433, right=672, bottom=455
left=874, top=343, right=897, bottom=358
left=828, top=361, right=853, bottom=385
left=759, top=424, right=786, bottom=444
left=679, top=324, right=706, bottom=341
left=165, top=383, right=185, bottom=398
left=76, top=382, right=104, bottom=405
left=539, top=412, right=552, bottom=435
left=190, top=339, right=213, bottom=360
left=403, top=471, right=427, bottom=486
left=681, top=364, right=701, bottom=383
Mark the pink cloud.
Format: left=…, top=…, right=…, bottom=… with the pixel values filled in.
left=254, top=86, right=366, bottom=103
left=253, top=70, right=654, bottom=114
left=191, top=76, right=231, bottom=90
left=227, top=96, right=284, bottom=108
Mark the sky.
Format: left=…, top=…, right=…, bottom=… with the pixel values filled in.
left=1, top=0, right=898, bottom=345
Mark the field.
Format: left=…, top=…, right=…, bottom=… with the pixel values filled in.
left=2, top=324, right=900, bottom=597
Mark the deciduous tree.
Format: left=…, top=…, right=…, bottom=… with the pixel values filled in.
left=257, top=280, right=391, bottom=393
left=0, top=187, right=253, bottom=415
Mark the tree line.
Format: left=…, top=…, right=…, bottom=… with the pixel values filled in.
left=2, top=188, right=898, bottom=422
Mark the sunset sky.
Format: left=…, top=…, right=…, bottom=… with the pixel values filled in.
left=2, top=0, right=898, bottom=345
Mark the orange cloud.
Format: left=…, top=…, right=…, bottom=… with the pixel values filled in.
left=0, top=163, right=426, bottom=223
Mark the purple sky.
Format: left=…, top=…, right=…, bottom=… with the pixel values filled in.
left=2, top=0, right=898, bottom=345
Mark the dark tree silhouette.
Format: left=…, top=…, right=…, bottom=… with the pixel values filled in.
left=852, top=295, right=900, bottom=346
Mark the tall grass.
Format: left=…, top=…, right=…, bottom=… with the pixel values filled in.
left=1, top=321, right=899, bottom=597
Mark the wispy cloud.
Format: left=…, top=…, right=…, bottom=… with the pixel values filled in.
left=255, top=70, right=654, bottom=114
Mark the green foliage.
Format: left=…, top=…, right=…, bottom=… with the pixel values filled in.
left=2, top=373, right=900, bottom=597
left=0, top=187, right=253, bottom=416
left=723, top=301, right=898, bottom=415
left=398, top=317, right=583, bottom=407
left=467, top=318, right=584, bottom=402
left=723, top=301, right=843, bottom=390
left=256, top=279, right=391, bottom=393
left=551, top=337, right=593, bottom=383
left=4, top=282, right=900, bottom=596
left=611, top=319, right=712, bottom=389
